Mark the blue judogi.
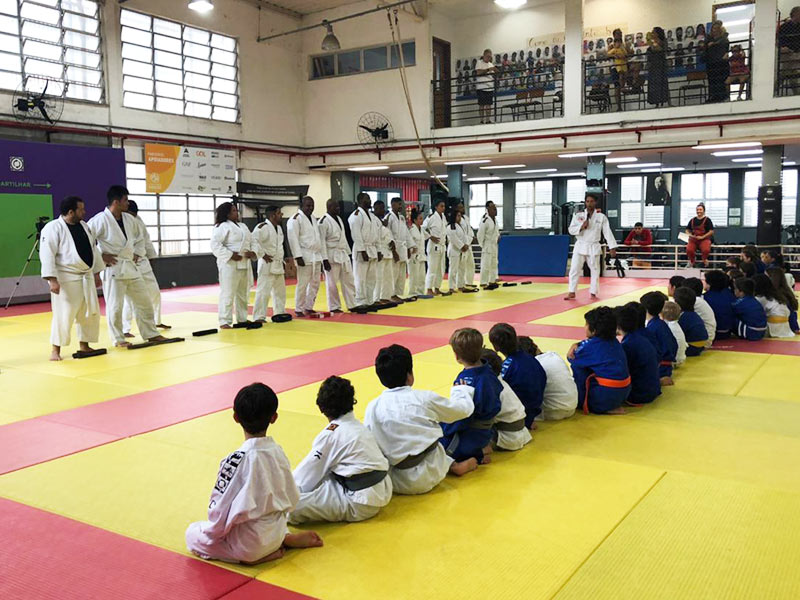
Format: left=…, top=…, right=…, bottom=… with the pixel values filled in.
left=732, top=296, right=767, bottom=341
left=568, top=337, right=631, bottom=414
left=645, top=317, right=678, bottom=378
left=500, top=351, right=547, bottom=427
left=621, top=329, right=661, bottom=405
left=704, top=288, right=736, bottom=339
left=790, top=310, right=799, bottom=333
left=440, top=363, right=501, bottom=463
left=679, top=311, right=709, bottom=356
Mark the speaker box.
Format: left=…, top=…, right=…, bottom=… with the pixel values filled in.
left=756, top=185, right=782, bottom=246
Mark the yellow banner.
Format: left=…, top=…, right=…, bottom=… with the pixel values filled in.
left=144, top=144, right=179, bottom=194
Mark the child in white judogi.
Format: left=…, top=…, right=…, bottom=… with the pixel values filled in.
left=662, top=301, right=688, bottom=366
left=290, top=376, right=392, bottom=524
left=517, top=336, right=577, bottom=421
left=481, top=349, right=532, bottom=451
left=252, top=206, right=287, bottom=321
left=186, top=383, right=322, bottom=565
left=365, top=344, right=476, bottom=495
left=407, top=209, right=427, bottom=296
left=458, top=207, right=476, bottom=288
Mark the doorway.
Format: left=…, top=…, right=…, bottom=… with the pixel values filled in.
left=432, top=37, right=451, bottom=129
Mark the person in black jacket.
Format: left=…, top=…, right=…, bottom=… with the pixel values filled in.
left=705, top=20, right=730, bottom=103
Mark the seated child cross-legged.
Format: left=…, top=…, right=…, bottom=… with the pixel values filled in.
left=661, top=301, right=687, bottom=367
left=185, top=383, right=323, bottom=565
left=683, top=277, right=717, bottom=347
left=766, top=267, right=800, bottom=334
left=567, top=306, right=631, bottom=415
left=615, top=302, right=661, bottom=405
left=640, top=291, right=678, bottom=385
left=488, top=323, right=547, bottom=428
left=441, top=328, right=502, bottom=465
left=732, top=277, right=768, bottom=341
left=290, top=376, right=392, bottom=525
left=753, top=273, right=794, bottom=338
left=674, top=287, right=709, bottom=356
left=365, top=344, right=477, bottom=495
left=481, top=348, right=532, bottom=451
left=703, top=270, right=736, bottom=340
left=518, top=336, right=577, bottom=421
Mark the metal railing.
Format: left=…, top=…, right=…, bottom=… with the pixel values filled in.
left=775, top=25, right=800, bottom=97
left=583, top=39, right=752, bottom=114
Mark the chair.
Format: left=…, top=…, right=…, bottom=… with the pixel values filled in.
left=678, top=71, right=707, bottom=105
left=520, top=88, right=545, bottom=120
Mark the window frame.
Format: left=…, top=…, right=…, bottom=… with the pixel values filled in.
left=514, top=179, right=553, bottom=230
left=743, top=168, right=799, bottom=227
left=619, top=175, right=666, bottom=229
left=679, top=172, right=730, bottom=227
left=468, top=182, right=504, bottom=230
left=309, top=39, right=415, bottom=80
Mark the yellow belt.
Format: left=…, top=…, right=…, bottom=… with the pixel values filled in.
left=688, top=340, right=707, bottom=348
left=768, top=316, right=789, bottom=324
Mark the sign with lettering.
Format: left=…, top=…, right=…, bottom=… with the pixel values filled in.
left=145, top=144, right=236, bottom=195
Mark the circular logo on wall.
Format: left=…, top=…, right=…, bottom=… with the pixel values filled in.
left=10, top=156, right=24, bottom=172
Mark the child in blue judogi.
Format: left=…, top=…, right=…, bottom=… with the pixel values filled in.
left=640, top=291, right=678, bottom=386
left=674, top=287, right=709, bottom=356
left=616, top=303, right=661, bottom=405
left=441, top=328, right=502, bottom=465
left=732, top=277, right=767, bottom=341
left=568, top=306, right=631, bottom=415
left=703, top=270, right=736, bottom=340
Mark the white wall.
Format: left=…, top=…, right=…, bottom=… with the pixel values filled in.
left=583, top=0, right=715, bottom=34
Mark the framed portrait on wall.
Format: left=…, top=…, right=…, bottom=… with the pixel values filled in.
left=645, top=173, right=672, bottom=206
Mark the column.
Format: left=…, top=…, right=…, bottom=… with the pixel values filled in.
left=563, top=0, right=584, bottom=120
left=758, top=144, right=784, bottom=245
left=447, top=165, right=463, bottom=200
left=752, top=0, right=779, bottom=102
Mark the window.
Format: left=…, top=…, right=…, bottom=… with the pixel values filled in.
left=120, top=8, right=239, bottom=122
left=679, top=172, right=729, bottom=226
left=468, top=182, right=503, bottom=229
left=619, top=176, right=665, bottom=228
left=514, top=181, right=552, bottom=229
left=566, top=178, right=586, bottom=204
left=743, top=169, right=798, bottom=227
left=309, top=40, right=415, bottom=80
left=126, top=161, right=229, bottom=256
left=0, top=0, right=104, bottom=101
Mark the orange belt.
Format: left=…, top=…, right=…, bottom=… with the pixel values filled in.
left=688, top=340, right=707, bottom=348
left=768, top=316, right=789, bottom=324
left=583, top=374, right=632, bottom=414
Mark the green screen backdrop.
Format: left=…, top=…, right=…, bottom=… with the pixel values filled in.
left=0, top=194, right=53, bottom=278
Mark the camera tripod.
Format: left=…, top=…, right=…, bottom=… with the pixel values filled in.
left=3, top=230, right=42, bottom=310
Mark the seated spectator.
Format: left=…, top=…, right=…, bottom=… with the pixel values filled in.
left=725, top=44, right=749, bottom=100
left=778, top=7, right=800, bottom=90
left=623, top=222, right=653, bottom=256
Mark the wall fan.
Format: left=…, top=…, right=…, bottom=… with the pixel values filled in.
left=357, top=112, right=395, bottom=152
left=12, top=77, right=66, bottom=125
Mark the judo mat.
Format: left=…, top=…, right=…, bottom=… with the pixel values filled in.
left=2, top=277, right=800, bottom=599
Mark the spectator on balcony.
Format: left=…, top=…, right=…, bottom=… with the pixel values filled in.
left=726, top=45, right=750, bottom=100
left=624, top=223, right=653, bottom=256
left=476, top=49, right=499, bottom=125
left=704, top=21, right=730, bottom=103
left=607, top=36, right=633, bottom=111
left=686, top=203, right=714, bottom=268
left=647, top=27, right=670, bottom=107
left=779, top=7, right=800, bottom=91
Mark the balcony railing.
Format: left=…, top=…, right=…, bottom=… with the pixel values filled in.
left=776, top=28, right=800, bottom=97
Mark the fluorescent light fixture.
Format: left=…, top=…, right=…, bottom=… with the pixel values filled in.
left=712, top=149, right=764, bottom=157
left=467, top=176, right=501, bottom=181
left=605, top=157, right=638, bottom=164
left=516, top=168, right=557, bottom=174
left=188, top=0, right=214, bottom=12
left=558, top=151, right=612, bottom=158
left=547, top=172, right=586, bottom=177
left=479, top=164, right=526, bottom=170
left=618, top=162, right=661, bottom=169
left=721, top=19, right=752, bottom=28
left=716, top=4, right=748, bottom=14
left=347, top=166, right=389, bottom=172
left=731, top=157, right=762, bottom=163
left=640, top=167, right=685, bottom=173
left=692, top=141, right=761, bottom=150
left=444, top=159, right=491, bottom=165
left=431, top=174, right=448, bottom=178
left=494, top=0, right=527, bottom=9
left=746, top=163, right=763, bottom=168
left=784, top=161, right=797, bottom=166
left=389, top=170, right=427, bottom=175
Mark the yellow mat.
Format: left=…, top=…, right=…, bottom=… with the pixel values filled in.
left=553, top=471, right=800, bottom=600
left=736, top=354, right=800, bottom=402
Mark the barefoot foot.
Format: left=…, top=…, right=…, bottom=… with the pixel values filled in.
left=564, top=292, right=576, bottom=300
left=480, top=454, right=492, bottom=465
left=220, top=324, right=232, bottom=329
left=49, top=350, right=62, bottom=361
left=240, top=546, right=286, bottom=565
left=449, top=457, right=479, bottom=476
left=147, top=335, right=168, bottom=343
left=115, top=341, right=131, bottom=347
left=660, top=376, right=674, bottom=386
left=606, top=407, right=627, bottom=415
left=123, top=332, right=135, bottom=338
left=284, top=531, right=323, bottom=549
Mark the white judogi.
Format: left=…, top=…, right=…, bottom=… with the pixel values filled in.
left=693, top=296, right=717, bottom=347
left=459, top=218, right=476, bottom=287
left=666, top=320, right=687, bottom=366
left=348, top=207, right=380, bottom=307
left=88, top=208, right=158, bottom=344
left=319, top=213, right=355, bottom=312
left=364, top=385, right=474, bottom=495
left=446, top=223, right=469, bottom=291
left=210, top=220, right=253, bottom=327
left=494, top=378, right=532, bottom=451
left=287, top=211, right=325, bottom=314
left=40, top=216, right=104, bottom=347
left=534, top=351, right=578, bottom=421
left=252, top=220, right=286, bottom=320
left=185, top=437, right=299, bottom=564
left=407, top=224, right=426, bottom=296
left=122, top=214, right=161, bottom=334
left=377, top=225, right=394, bottom=302
left=477, top=214, right=500, bottom=285
left=423, top=212, right=447, bottom=291
left=290, top=411, right=392, bottom=524
left=757, top=296, right=794, bottom=338
left=386, top=210, right=411, bottom=297
left=567, top=209, right=618, bottom=296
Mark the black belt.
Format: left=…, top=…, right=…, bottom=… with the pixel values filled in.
left=334, top=470, right=388, bottom=492
left=494, top=418, right=525, bottom=432
left=395, top=441, right=440, bottom=470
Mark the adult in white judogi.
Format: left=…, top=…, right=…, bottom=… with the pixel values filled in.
left=423, top=199, right=448, bottom=294
left=185, top=436, right=300, bottom=564
left=210, top=202, right=255, bottom=327
left=457, top=203, right=477, bottom=288
left=365, top=384, right=475, bottom=495
left=253, top=206, right=287, bottom=321
left=290, top=410, right=392, bottom=524
left=534, top=351, right=577, bottom=421
left=348, top=193, right=381, bottom=308
left=319, top=200, right=355, bottom=313
left=477, top=201, right=500, bottom=286
left=407, top=209, right=426, bottom=296
left=565, top=193, right=618, bottom=299
left=372, top=201, right=395, bottom=303
left=386, top=197, right=411, bottom=301
left=446, top=213, right=470, bottom=292
left=287, top=196, right=326, bottom=316
left=40, top=197, right=104, bottom=361
left=122, top=200, right=168, bottom=336
left=88, top=186, right=162, bottom=346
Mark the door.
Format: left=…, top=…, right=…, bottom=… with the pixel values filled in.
left=432, top=37, right=451, bottom=129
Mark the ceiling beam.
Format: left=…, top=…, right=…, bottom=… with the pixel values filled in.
left=235, top=0, right=303, bottom=19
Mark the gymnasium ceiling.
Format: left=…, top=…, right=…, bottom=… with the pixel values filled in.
left=258, top=0, right=393, bottom=16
